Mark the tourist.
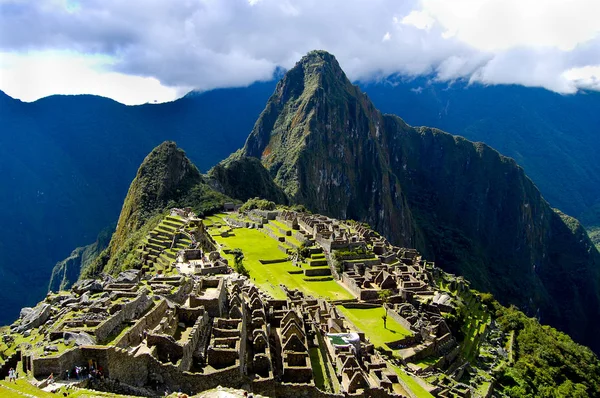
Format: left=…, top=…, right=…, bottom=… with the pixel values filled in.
left=8, top=367, right=16, bottom=383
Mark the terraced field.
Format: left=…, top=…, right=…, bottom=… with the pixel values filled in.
left=211, top=227, right=354, bottom=301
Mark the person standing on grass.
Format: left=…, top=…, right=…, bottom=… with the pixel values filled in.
left=8, top=368, right=16, bottom=383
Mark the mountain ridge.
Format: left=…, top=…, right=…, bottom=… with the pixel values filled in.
left=230, top=50, right=600, bottom=352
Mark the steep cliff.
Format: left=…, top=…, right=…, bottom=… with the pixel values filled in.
left=235, top=50, right=600, bottom=352
left=48, top=226, right=113, bottom=292
left=208, top=157, right=288, bottom=204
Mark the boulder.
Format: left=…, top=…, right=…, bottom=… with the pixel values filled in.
left=63, top=331, right=96, bottom=346
left=20, top=307, right=34, bottom=319
left=16, top=303, right=52, bottom=332
left=72, top=279, right=103, bottom=295
left=116, top=269, right=141, bottom=284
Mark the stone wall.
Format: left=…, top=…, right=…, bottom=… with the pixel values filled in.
left=32, top=346, right=83, bottom=378
left=178, top=312, right=208, bottom=371
left=251, top=379, right=404, bottom=398
left=94, top=292, right=152, bottom=344
left=304, top=268, right=332, bottom=277
left=385, top=307, right=414, bottom=332
left=116, top=299, right=167, bottom=349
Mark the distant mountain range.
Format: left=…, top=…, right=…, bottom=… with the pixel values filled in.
left=2, top=58, right=600, bottom=328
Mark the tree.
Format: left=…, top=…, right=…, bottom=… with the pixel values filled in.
left=378, top=289, right=393, bottom=328
left=231, top=248, right=249, bottom=277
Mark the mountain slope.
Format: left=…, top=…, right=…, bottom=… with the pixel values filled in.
left=0, top=83, right=273, bottom=323
left=86, top=141, right=233, bottom=278
left=234, top=50, right=600, bottom=352
left=363, top=79, right=600, bottom=230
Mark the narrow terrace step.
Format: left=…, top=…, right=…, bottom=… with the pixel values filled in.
left=163, top=220, right=183, bottom=229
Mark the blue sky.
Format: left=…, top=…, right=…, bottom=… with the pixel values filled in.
left=1, top=0, right=599, bottom=104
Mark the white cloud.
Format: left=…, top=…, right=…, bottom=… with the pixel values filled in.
left=401, top=10, right=434, bottom=31
left=0, top=0, right=600, bottom=102
left=0, top=51, right=182, bottom=105
left=563, top=65, right=600, bottom=91
left=416, top=0, right=600, bottom=52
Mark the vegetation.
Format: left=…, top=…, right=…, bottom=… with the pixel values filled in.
left=239, top=197, right=277, bottom=212
left=209, top=157, right=288, bottom=204
left=378, top=289, right=392, bottom=328
left=336, top=306, right=412, bottom=349
left=231, top=248, right=249, bottom=277
left=490, top=303, right=600, bottom=397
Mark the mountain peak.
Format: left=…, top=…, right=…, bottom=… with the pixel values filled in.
left=297, top=49, right=343, bottom=74
left=107, top=141, right=202, bottom=258
left=280, top=50, right=350, bottom=98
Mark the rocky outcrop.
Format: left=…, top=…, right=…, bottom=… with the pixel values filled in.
left=14, top=303, right=51, bottom=332
left=209, top=157, right=288, bottom=205
left=48, top=226, right=113, bottom=292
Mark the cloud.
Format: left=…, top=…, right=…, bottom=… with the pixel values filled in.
left=0, top=51, right=181, bottom=104
left=1, top=0, right=600, bottom=103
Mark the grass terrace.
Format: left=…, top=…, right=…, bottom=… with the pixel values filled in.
left=0, top=379, right=56, bottom=398
left=390, top=364, right=435, bottom=398
left=336, top=306, right=412, bottom=350
left=212, top=227, right=353, bottom=300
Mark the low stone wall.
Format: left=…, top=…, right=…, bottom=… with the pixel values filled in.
left=342, top=258, right=382, bottom=268
left=304, top=268, right=332, bottom=277
left=95, top=291, right=152, bottom=344
left=179, top=314, right=206, bottom=371
left=278, top=244, right=291, bottom=254
left=259, top=258, right=289, bottom=265
left=360, top=289, right=380, bottom=301
left=385, top=335, right=421, bottom=350
left=116, top=299, right=167, bottom=349
left=386, top=307, right=414, bottom=332
left=164, top=278, right=194, bottom=304
left=252, top=379, right=404, bottom=398
left=32, top=346, right=84, bottom=378
left=340, top=302, right=380, bottom=309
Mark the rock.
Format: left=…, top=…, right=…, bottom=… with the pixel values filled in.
left=20, top=307, right=34, bottom=319
left=45, top=345, right=59, bottom=352
left=80, top=292, right=92, bottom=304
left=116, top=269, right=141, bottom=284
left=178, top=322, right=186, bottom=328
left=63, top=331, right=96, bottom=346
left=72, top=279, right=103, bottom=295
left=23, top=330, right=31, bottom=337
left=16, top=303, right=52, bottom=333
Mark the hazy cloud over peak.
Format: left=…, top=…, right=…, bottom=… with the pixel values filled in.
left=1, top=0, right=599, bottom=104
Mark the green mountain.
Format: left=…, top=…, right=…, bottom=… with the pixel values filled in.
left=362, top=79, right=600, bottom=236
left=83, top=141, right=234, bottom=279
left=232, top=50, right=600, bottom=353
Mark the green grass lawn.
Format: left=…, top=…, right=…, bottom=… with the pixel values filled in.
left=0, top=379, right=56, bottom=398
left=336, top=306, right=412, bottom=349
left=390, top=365, right=435, bottom=398
left=271, top=220, right=291, bottom=231
left=212, top=227, right=354, bottom=300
